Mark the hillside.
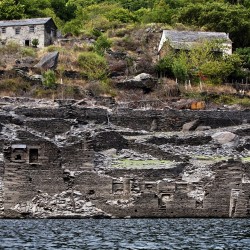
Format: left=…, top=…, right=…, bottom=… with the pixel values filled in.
left=0, top=0, right=250, bottom=107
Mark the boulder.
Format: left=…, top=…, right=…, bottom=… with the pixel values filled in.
left=182, top=120, right=200, bottom=132
left=115, top=73, right=157, bottom=91
left=34, top=51, right=59, bottom=71
left=212, top=131, right=239, bottom=147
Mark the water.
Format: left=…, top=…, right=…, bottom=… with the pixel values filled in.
left=0, top=219, right=250, bottom=249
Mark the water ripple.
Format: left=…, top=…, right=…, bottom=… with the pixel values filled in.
left=0, top=219, right=250, bottom=249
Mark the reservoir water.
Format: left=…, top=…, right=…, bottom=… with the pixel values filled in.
left=0, top=219, right=250, bottom=249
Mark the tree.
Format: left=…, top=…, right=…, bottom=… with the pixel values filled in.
left=235, top=47, right=250, bottom=69
left=145, top=0, right=173, bottom=23
left=105, top=8, right=137, bottom=23
left=178, top=2, right=250, bottom=48
left=0, top=0, right=24, bottom=20
left=51, top=0, right=76, bottom=21
left=19, top=0, right=51, bottom=18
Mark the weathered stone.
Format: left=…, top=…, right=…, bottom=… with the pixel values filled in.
left=212, top=131, right=239, bottom=147
left=0, top=97, right=249, bottom=219
left=195, top=126, right=211, bottom=131
left=34, top=51, right=59, bottom=70
left=182, top=120, right=200, bottom=132
left=115, top=73, right=157, bottom=91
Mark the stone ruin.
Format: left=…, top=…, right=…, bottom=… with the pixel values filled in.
left=0, top=97, right=249, bottom=218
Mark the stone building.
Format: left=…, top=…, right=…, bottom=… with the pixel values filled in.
left=0, top=17, right=57, bottom=48
left=158, top=30, right=232, bottom=58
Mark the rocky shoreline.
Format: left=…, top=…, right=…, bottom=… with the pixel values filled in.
left=0, top=97, right=249, bottom=218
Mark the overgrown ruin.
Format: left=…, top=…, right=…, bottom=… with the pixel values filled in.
left=0, top=97, right=249, bottom=218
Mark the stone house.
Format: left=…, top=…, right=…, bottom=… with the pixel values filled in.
left=158, top=30, right=232, bottom=58
left=0, top=17, right=57, bottom=48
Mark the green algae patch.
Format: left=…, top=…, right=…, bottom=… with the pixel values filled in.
left=242, top=157, right=250, bottom=163
left=193, top=155, right=228, bottom=162
left=111, top=159, right=173, bottom=169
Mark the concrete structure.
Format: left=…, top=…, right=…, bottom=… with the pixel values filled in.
left=158, top=30, right=232, bottom=58
left=0, top=18, right=57, bottom=48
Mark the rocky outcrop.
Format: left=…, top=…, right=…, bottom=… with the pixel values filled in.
left=115, top=73, right=158, bottom=92
left=34, top=51, right=59, bottom=71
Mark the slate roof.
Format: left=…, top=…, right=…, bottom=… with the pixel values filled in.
left=0, top=18, right=52, bottom=27
left=158, top=30, right=232, bottom=52
left=163, top=30, right=231, bottom=43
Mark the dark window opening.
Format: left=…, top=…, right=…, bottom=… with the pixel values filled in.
left=25, top=40, right=30, bottom=46
left=15, top=28, right=21, bottom=35
left=29, top=26, right=35, bottom=33
left=15, top=154, right=22, bottom=160
left=29, top=148, right=38, bottom=163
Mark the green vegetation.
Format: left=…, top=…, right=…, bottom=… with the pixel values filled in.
left=42, top=70, right=57, bottom=88
left=156, top=41, right=243, bottom=84
left=242, top=157, right=250, bottom=163
left=111, top=159, right=172, bottom=169
left=77, top=51, right=108, bottom=80
left=0, top=0, right=250, bottom=105
left=31, top=38, right=39, bottom=48
left=1, top=0, right=250, bottom=49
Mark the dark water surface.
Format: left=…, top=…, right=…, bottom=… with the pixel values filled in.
left=0, top=219, right=250, bottom=249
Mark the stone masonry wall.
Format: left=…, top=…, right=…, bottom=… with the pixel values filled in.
left=0, top=98, right=249, bottom=218
left=0, top=24, right=45, bottom=48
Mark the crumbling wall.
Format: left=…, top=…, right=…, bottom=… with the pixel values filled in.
left=0, top=98, right=250, bottom=218
left=3, top=134, right=65, bottom=209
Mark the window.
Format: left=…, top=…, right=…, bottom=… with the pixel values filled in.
left=2, top=27, right=6, bottom=33
left=15, top=27, right=21, bottom=35
left=29, top=26, right=35, bottom=33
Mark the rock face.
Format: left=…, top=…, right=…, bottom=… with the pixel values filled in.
left=0, top=97, right=250, bottom=218
left=34, top=51, right=59, bottom=70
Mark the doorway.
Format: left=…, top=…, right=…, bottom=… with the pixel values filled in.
left=25, top=40, right=30, bottom=46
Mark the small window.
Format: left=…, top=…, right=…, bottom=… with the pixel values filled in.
left=15, top=27, right=21, bottom=35
left=29, top=26, right=35, bottom=33
left=2, top=27, right=6, bottom=33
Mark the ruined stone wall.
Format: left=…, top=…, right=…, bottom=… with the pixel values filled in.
left=0, top=98, right=250, bottom=218
left=14, top=106, right=250, bottom=132
left=3, top=132, right=65, bottom=209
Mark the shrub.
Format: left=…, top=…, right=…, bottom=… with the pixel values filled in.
left=77, top=52, right=108, bottom=80
left=4, top=41, right=20, bottom=54
left=32, top=38, right=39, bottom=48
left=42, top=70, right=57, bottom=89
left=20, top=47, right=36, bottom=57
left=94, top=35, right=112, bottom=55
